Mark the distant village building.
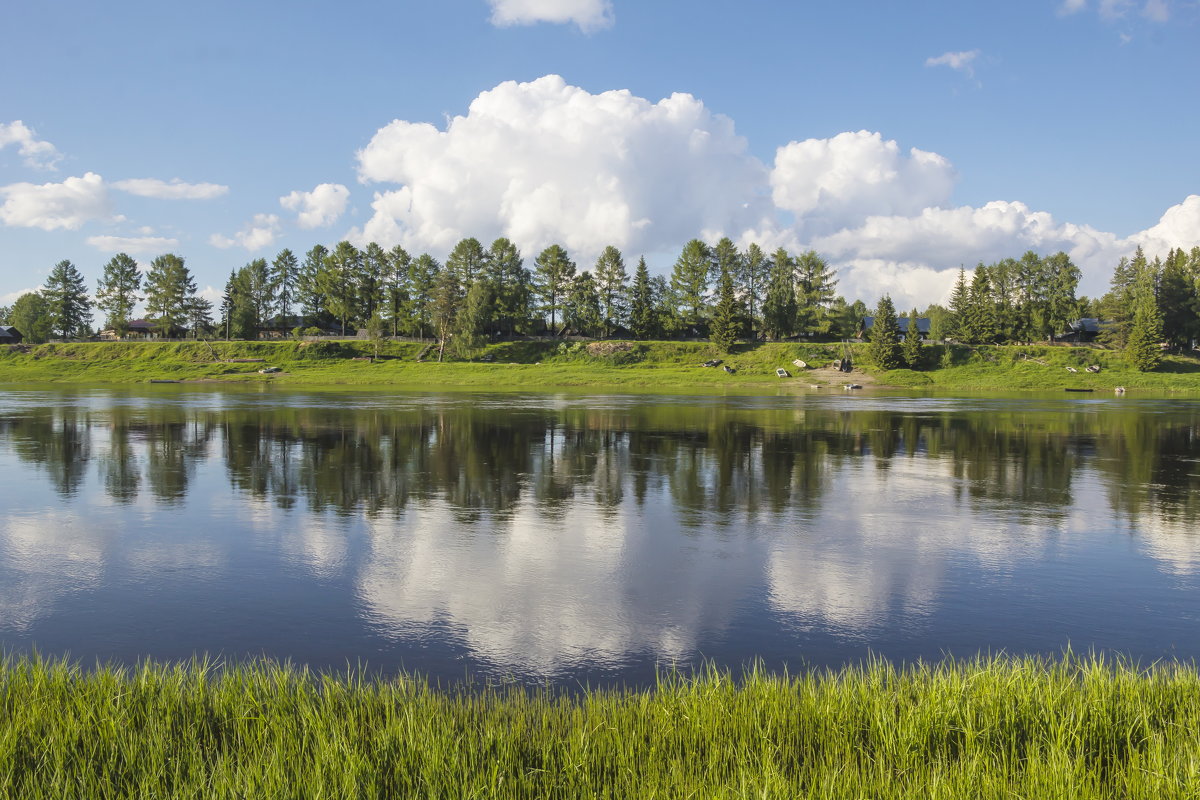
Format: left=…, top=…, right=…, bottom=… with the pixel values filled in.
left=98, top=319, right=186, bottom=340
left=859, top=317, right=931, bottom=340
left=0, top=325, right=23, bottom=344
left=1056, top=319, right=1110, bottom=344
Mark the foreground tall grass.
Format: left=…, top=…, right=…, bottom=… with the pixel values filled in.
left=2, top=655, right=1199, bottom=798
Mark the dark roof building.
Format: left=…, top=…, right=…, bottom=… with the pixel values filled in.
left=860, top=316, right=932, bottom=339
left=0, top=326, right=23, bottom=344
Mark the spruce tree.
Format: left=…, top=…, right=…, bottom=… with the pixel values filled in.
left=947, top=268, right=969, bottom=341
left=794, top=250, right=838, bottom=336
left=740, top=243, right=769, bottom=339
left=902, top=308, right=923, bottom=369
left=868, top=295, right=903, bottom=370
left=761, top=248, right=796, bottom=340
left=144, top=254, right=197, bottom=336
left=565, top=271, right=603, bottom=338
left=709, top=265, right=740, bottom=353
left=43, top=259, right=92, bottom=339
left=95, top=253, right=141, bottom=336
left=1126, top=285, right=1164, bottom=371
left=669, top=239, right=712, bottom=332
left=271, top=248, right=298, bottom=319
left=594, top=245, right=628, bottom=336
left=487, top=237, right=528, bottom=336
left=628, top=257, right=655, bottom=340
left=533, top=245, right=575, bottom=332
left=963, top=266, right=999, bottom=344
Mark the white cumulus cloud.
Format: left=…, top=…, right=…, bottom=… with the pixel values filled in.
left=0, top=120, right=62, bottom=170
left=209, top=213, right=281, bottom=251
left=112, top=178, right=228, bottom=200
left=770, top=131, right=957, bottom=234
left=487, top=0, right=613, bottom=31
left=354, top=74, right=771, bottom=260
left=347, top=75, right=1200, bottom=311
left=86, top=235, right=181, bottom=254
left=924, top=49, right=981, bottom=75
left=0, top=172, right=111, bottom=231
left=280, top=183, right=350, bottom=228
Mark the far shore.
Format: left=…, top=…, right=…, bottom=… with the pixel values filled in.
left=3, top=339, right=1199, bottom=393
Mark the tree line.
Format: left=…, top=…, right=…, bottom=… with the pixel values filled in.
left=2, top=239, right=1198, bottom=372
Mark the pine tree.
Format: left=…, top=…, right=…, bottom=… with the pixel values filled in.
left=593, top=245, right=628, bottom=336
left=144, top=254, right=197, bottom=336
left=360, top=243, right=389, bottom=325
left=386, top=245, right=412, bottom=337
left=95, top=253, right=141, bottom=336
left=628, top=257, right=655, bottom=340
left=404, top=254, right=440, bottom=339
left=761, top=248, right=797, bottom=340
left=901, top=308, right=923, bottom=369
left=740, top=243, right=769, bottom=339
left=317, top=241, right=361, bottom=335
left=794, top=250, right=837, bottom=336
left=533, top=245, right=575, bottom=332
left=487, top=237, right=528, bottom=336
left=669, top=239, right=712, bottom=332
left=868, top=295, right=903, bottom=370
left=297, top=244, right=328, bottom=318
left=271, top=248, right=298, bottom=319
left=446, top=237, right=487, bottom=287
left=565, top=271, right=603, bottom=338
left=455, top=278, right=495, bottom=356
left=709, top=264, right=740, bottom=353
left=1126, top=285, right=1164, bottom=371
left=42, top=260, right=92, bottom=339
left=947, top=268, right=969, bottom=341
left=963, top=266, right=999, bottom=344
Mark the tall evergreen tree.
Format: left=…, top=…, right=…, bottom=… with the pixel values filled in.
left=42, top=260, right=92, bottom=339
left=902, top=308, right=923, bottom=369
left=1044, top=251, right=1081, bottom=341
left=386, top=245, right=412, bottom=337
left=317, top=241, right=361, bottom=335
left=709, top=264, right=740, bottom=352
left=455, top=278, right=495, bottom=355
left=963, top=266, right=999, bottom=344
left=404, top=254, right=440, bottom=339
left=628, top=257, right=655, bottom=340
left=245, top=258, right=273, bottom=337
left=565, top=271, right=603, bottom=338
left=446, top=237, right=487, bottom=287
left=360, top=242, right=389, bottom=325
left=297, top=244, right=328, bottom=318
left=947, top=268, right=970, bottom=341
left=487, top=237, right=528, bottom=336
left=1100, top=247, right=1147, bottom=348
left=1159, top=247, right=1197, bottom=349
left=533, top=244, right=576, bottom=332
left=762, top=248, right=797, bottom=340
left=1127, top=282, right=1164, bottom=371
left=270, top=248, right=298, bottom=319
left=868, top=295, right=903, bottom=370
left=95, top=253, right=141, bottom=336
left=144, top=254, right=197, bottom=336
left=794, top=250, right=838, bottom=336
left=669, top=239, right=712, bottom=332
left=740, top=243, right=769, bottom=339
left=593, top=245, right=628, bottom=336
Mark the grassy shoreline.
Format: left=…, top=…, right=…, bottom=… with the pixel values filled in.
left=2, top=339, right=1199, bottom=393
left=1, top=654, right=1198, bottom=797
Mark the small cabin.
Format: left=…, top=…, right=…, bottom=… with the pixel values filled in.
left=0, top=325, right=23, bottom=344
left=1056, top=318, right=1111, bottom=344
left=859, top=316, right=931, bottom=340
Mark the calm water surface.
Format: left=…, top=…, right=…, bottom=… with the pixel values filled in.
left=1, top=387, right=1198, bottom=686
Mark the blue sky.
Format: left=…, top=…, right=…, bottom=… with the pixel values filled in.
left=2, top=0, right=1197, bottom=310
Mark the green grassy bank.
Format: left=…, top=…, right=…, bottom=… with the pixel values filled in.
left=2, top=655, right=1198, bottom=798
left=2, top=339, right=1199, bottom=392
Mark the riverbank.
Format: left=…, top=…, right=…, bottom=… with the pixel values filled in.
left=2, top=339, right=1199, bottom=392
left=1, top=654, right=1196, bottom=798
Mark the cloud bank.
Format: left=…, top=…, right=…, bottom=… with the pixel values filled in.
left=210, top=213, right=281, bottom=251
left=350, top=75, right=1200, bottom=307
left=487, top=0, right=614, bottom=31
left=0, top=172, right=112, bottom=231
